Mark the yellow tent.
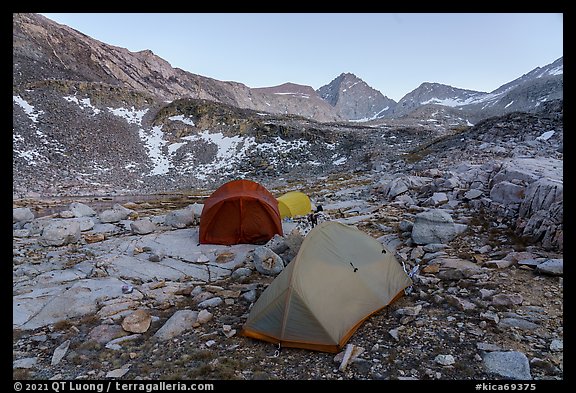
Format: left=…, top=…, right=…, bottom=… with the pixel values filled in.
left=277, top=191, right=312, bottom=218
left=241, top=221, right=412, bottom=352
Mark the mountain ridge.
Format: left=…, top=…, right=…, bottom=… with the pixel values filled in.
left=13, top=13, right=562, bottom=125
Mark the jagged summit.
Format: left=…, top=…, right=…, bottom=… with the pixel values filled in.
left=317, top=73, right=397, bottom=121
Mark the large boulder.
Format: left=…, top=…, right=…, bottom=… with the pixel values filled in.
left=121, top=309, right=152, bottom=333
left=253, top=246, right=284, bottom=275
left=39, top=220, right=81, bottom=246
left=491, top=164, right=541, bottom=185
left=535, top=259, right=563, bottom=276
left=516, top=178, right=563, bottom=250
left=282, top=228, right=305, bottom=262
left=482, top=351, right=532, bottom=380
left=69, top=202, right=97, bottom=218
left=488, top=158, right=562, bottom=209
left=490, top=181, right=525, bottom=205
left=188, top=203, right=203, bottom=222
left=377, top=175, right=433, bottom=200
left=71, top=216, right=95, bottom=232
left=153, top=310, right=198, bottom=341
left=164, top=207, right=195, bottom=228
left=131, top=218, right=156, bottom=235
left=264, top=234, right=289, bottom=255
left=13, top=207, right=35, bottom=224
left=99, top=204, right=133, bottom=223
left=411, top=209, right=467, bottom=245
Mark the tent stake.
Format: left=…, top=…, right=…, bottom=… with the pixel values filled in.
left=338, top=344, right=355, bottom=372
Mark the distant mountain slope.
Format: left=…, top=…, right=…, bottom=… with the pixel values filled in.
left=392, top=82, right=484, bottom=118
left=458, top=58, right=563, bottom=120
left=12, top=13, right=341, bottom=123
left=13, top=13, right=562, bottom=126
left=250, top=83, right=343, bottom=122
left=391, top=57, right=563, bottom=121
left=12, top=79, right=367, bottom=195
left=317, top=73, right=397, bottom=121
left=491, top=57, right=563, bottom=96
left=13, top=14, right=229, bottom=102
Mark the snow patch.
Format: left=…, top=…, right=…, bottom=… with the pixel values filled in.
left=349, top=106, right=390, bottom=123
left=167, top=142, right=187, bottom=155
left=421, top=97, right=465, bottom=107
left=108, top=107, right=149, bottom=126
left=547, top=65, right=563, bottom=76
left=139, top=126, right=170, bottom=175
left=273, top=92, right=310, bottom=98
left=63, top=95, right=101, bottom=115
left=13, top=95, right=44, bottom=123
left=537, top=65, right=563, bottom=77
left=15, top=149, right=46, bottom=166
left=333, top=157, right=347, bottom=165
left=536, top=130, right=555, bottom=141
left=168, top=115, right=195, bottom=126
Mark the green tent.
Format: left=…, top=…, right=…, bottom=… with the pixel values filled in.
left=241, top=221, right=412, bottom=352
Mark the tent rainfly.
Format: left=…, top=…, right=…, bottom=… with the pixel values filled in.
left=277, top=191, right=312, bottom=219
left=241, top=221, right=412, bottom=352
left=199, top=179, right=283, bottom=245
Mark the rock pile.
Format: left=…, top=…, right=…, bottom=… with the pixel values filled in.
left=13, top=107, right=562, bottom=380
left=13, top=169, right=563, bottom=379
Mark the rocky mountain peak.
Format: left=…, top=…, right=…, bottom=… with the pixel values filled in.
left=339, top=72, right=362, bottom=82
left=317, top=72, right=364, bottom=105
left=136, top=49, right=155, bottom=56
left=317, top=73, right=397, bottom=121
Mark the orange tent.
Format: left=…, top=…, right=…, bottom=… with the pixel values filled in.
left=199, top=179, right=283, bottom=245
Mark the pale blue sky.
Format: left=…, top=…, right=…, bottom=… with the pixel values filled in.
left=40, top=13, right=563, bottom=102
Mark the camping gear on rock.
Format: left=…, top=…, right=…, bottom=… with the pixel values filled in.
left=199, top=179, right=283, bottom=245
left=241, top=221, right=412, bottom=352
left=277, top=191, right=312, bottom=219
